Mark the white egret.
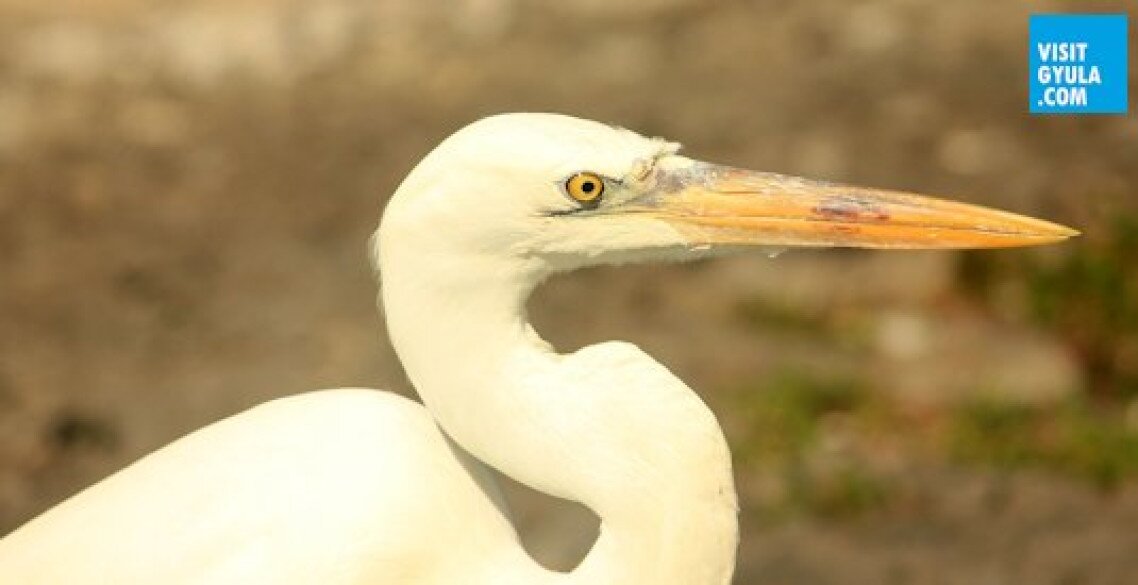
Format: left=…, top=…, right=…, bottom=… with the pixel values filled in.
left=0, top=113, right=1075, bottom=584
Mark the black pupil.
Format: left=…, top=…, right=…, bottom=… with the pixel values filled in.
left=581, top=181, right=596, bottom=194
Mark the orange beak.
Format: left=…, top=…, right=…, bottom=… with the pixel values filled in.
left=625, top=161, right=1077, bottom=249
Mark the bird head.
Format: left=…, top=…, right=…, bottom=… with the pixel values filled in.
left=378, top=113, right=1076, bottom=276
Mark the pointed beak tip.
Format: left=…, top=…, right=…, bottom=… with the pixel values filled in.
left=1037, top=222, right=1080, bottom=243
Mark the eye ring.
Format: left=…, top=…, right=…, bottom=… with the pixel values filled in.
left=564, top=172, right=605, bottom=207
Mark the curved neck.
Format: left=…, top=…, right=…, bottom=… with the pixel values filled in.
left=379, top=243, right=738, bottom=585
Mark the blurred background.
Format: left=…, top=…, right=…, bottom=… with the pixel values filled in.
left=1, top=0, right=1136, bottom=583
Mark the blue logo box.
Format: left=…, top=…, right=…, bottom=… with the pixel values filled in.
left=1029, top=14, right=1129, bottom=114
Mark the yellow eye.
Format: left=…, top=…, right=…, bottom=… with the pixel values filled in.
left=565, top=172, right=605, bottom=206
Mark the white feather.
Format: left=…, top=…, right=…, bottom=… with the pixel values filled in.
left=0, top=113, right=738, bottom=585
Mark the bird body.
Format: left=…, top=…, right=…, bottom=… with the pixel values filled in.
left=0, top=390, right=541, bottom=584
left=0, top=113, right=1075, bottom=584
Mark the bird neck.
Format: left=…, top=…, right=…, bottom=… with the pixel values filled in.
left=380, top=246, right=737, bottom=585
